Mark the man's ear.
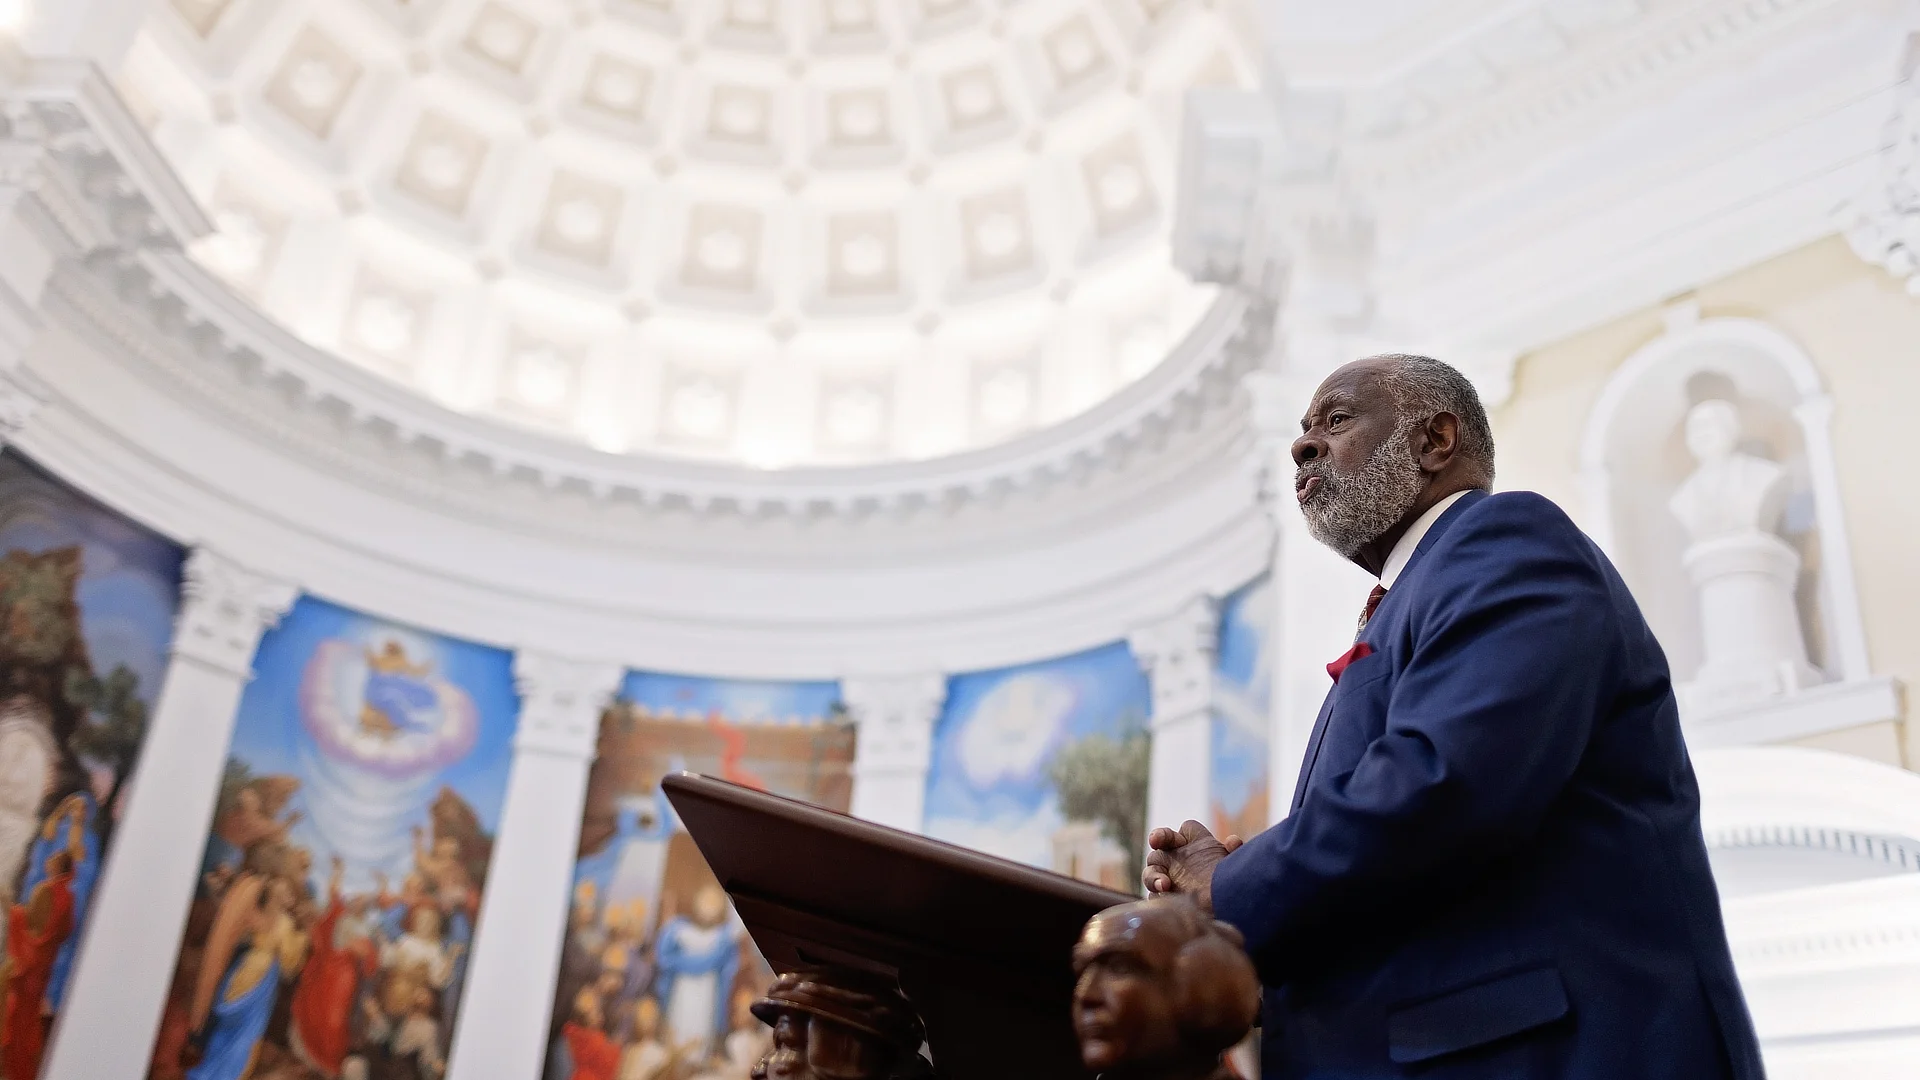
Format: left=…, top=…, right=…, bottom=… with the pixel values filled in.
left=1421, top=411, right=1462, bottom=473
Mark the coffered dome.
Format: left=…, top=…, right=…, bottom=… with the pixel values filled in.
left=116, top=0, right=1255, bottom=467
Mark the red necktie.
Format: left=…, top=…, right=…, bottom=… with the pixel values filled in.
left=1328, top=585, right=1388, bottom=683
left=1356, top=584, right=1387, bottom=636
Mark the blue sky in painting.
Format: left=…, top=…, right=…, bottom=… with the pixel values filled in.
left=225, top=595, right=519, bottom=892
left=922, top=641, right=1148, bottom=867
left=1212, top=575, right=1272, bottom=821
left=0, top=451, right=183, bottom=705
left=620, top=670, right=841, bottom=723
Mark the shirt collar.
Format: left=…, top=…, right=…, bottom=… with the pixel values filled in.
left=1380, top=490, right=1470, bottom=589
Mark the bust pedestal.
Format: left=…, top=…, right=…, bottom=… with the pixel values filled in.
left=1676, top=532, right=1823, bottom=716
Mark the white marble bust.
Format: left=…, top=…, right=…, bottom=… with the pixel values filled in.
left=1667, top=399, right=1789, bottom=544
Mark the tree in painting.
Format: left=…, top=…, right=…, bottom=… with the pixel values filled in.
left=1048, top=722, right=1150, bottom=892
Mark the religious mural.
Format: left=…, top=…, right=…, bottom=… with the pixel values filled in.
left=147, top=597, right=520, bottom=1080
left=545, top=673, right=852, bottom=1080
left=1211, top=576, right=1272, bottom=842
left=922, top=642, right=1151, bottom=893
left=0, top=450, right=185, bottom=1080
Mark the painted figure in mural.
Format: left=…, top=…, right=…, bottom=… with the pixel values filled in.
left=411, top=821, right=477, bottom=1025
left=653, top=885, right=740, bottom=1058
left=290, top=857, right=381, bottom=1077
left=379, top=906, right=453, bottom=1032
left=562, top=988, right=624, bottom=1080
left=0, top=840, right=80, bottom=1080
left=690, top=990, right=768, bottom=1080
left=616, top=996, right=673, bottom=1080
left=204, top=778, right=302, bottom=881
left=16, top=792, right=97, bottom=1014
left=359, top=642, right=440, bottom=741
left=573, top=792, right=674, bottom=939
left=1071, top=899, right=1260, bottom=1080
left=189, top=873, right=311, bottom=1080
left=744, top=969, right=928, bottom=1080
left=0, top=698, right=59, bottom=933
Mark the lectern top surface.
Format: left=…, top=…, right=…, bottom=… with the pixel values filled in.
left=661, top=772, right=1132, bottom=1080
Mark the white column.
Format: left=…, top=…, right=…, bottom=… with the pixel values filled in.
left=44, top=548, right=297, bottom=1080
left=447, top=653, right=623, bottom=1080
left=843, top=674, right=947, bottom=833
left=1131, top=596, right=1221, bottom=832
left=1793, top=395, right=1872, bottom=684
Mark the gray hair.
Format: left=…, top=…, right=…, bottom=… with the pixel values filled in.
left=1367, top=353, right=1496, bottom=485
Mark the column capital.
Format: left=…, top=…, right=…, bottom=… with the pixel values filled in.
left=0, top=364, right=46, bottom=446
left=843, top=673, right=947, bottom=777
left=511, top=652, right=623, bottom=760
left=172, top=547, right=298, bottom=678
left=1129, top=595, right=1220, bottom=727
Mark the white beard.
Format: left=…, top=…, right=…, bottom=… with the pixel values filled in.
left=1298, top=420, right=1426, bottom=558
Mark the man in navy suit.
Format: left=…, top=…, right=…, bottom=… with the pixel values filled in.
left=1143, top=355, right=1764, bottom=1079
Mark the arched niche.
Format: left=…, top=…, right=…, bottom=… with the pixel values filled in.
left=1578, top=311, right=1870, bottom=702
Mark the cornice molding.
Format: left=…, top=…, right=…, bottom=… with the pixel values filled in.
left=1351, top=0, right=1858, bottom=195
left=1840, top=31, right=1920, bottom=293
left=0, top=57, right=209, bottom=256
left=57, top=250, right=1271, bottom=526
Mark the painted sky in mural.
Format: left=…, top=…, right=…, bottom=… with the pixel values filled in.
left=1212, top=575, right=1272, bottom=842
left=923, top=642, right=1150, bottom=880
left=0, top=450, right=184, bottom=1080
left=546, top=672, right=850, bottom=1080
left=149, top=596, right=519, bottom=1080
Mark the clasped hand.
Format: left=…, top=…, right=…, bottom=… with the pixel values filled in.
left=1141, top=819, right=1243, bottom=913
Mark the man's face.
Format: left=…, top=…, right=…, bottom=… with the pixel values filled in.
left=1292, top=360, right=1427, bottom=558
left=754, top=1009, right=889, bottom=1080
left=1072, top=910, right=1186, bottom=1075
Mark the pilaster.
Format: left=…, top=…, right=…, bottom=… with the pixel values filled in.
left=844, top=673, right=948, bottom=834
left=447, top=653, right=623, bottom=1080
left=1130, top=595, right=1220, bottom=833
left=45, top=548, right=296, bottom=1080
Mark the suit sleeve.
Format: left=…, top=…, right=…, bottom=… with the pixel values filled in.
left=1211, top=494, right=1621, bottom=983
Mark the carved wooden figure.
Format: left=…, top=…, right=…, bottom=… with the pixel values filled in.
left=1072, top=898, right=1260, bottom=1080
left=748, top=968, right=932, bottom=1080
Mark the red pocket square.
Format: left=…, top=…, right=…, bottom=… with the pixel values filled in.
left=1327, top=641, right=1373, bottom=683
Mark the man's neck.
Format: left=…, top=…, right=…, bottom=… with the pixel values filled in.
left=1349, top=480, right=1480, bottom=577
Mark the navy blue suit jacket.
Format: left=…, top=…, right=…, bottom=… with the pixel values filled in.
left=1211, top=490, right=1764, bottom=1079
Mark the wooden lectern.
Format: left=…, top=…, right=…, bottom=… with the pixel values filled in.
left=662, top=772, right=1132, bottom=1080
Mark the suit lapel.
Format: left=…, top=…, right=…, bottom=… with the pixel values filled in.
left=1289, top=490, right=1490, bottom=812
left=1291, top=692, right=1339, bottom=812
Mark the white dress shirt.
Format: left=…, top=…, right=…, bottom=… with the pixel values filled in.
left=1379, top=489, right=1471, bottom=589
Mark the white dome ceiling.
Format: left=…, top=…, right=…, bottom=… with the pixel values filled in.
left=116, top=0, right=1255, bottom=468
